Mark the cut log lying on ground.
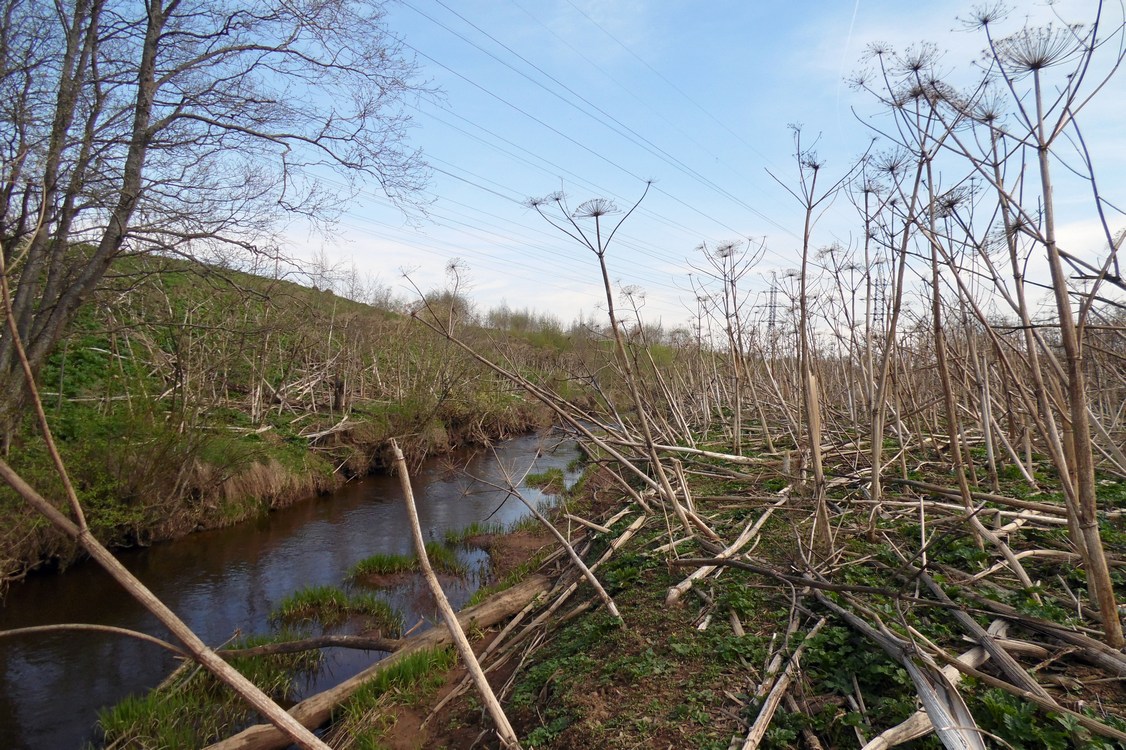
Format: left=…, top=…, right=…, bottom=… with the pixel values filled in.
left=207, top=573, right=551, bottom=750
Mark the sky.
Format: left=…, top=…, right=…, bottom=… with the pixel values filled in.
left=290, top=0, right=1126, bottom=330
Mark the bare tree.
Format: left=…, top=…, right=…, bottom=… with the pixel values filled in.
left=0, top=0, right=426, bottom=428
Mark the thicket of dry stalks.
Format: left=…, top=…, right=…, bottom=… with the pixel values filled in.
left=3, top=4, right=1125, bottom=750
left=404, top=6, right=1126, bottom=746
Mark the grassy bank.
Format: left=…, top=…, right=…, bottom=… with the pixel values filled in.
left=329, top=438, right=1126, bottom=750
left=0, top=257, right=561, bottom=584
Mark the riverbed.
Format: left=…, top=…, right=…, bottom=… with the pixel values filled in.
left=0, top=433, right=578, bottom=749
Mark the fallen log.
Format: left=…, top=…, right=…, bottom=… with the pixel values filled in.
left=207, top=573, right=551, bottom=750
left=218, top=634, right=403, bottom=659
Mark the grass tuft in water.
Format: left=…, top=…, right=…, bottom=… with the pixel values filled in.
left=424, top=541, right=467, bottom=575
left=524, top=467, right=566, bottom=494
left=349, top=544, right=466, bottom=581
left=97, top=632, right=321, bottom=749
left=271, top=585, right=403, bottom=634
left=444, top=520, right=505, bottom=546
left=349, top=552, right=417, bottom=578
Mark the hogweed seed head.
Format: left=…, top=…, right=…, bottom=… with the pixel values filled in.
left=573, top=198, right=618, bottom=219
left=994, top=24, right=1086, bottom=74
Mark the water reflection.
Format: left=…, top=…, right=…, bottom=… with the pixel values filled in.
left=0, top=433, right=577, bottom=749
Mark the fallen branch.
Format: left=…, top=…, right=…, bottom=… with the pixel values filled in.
left=884, top=478, right=1068, bottom=517
left=0, top=623, right=185, bottom=656
left=861, top=621, right=1008, bottom=750
left=563, top=513, right=612, bottom=534
left=207, top=574, right=550, bottom=750
left=961, top=591, right=1126, bottom=677
left=741, top=618, right=827, bottom=749
left=814, top=591, right=987, bottom=750
left=504, top=515, right=646, bottom=654
left=0, top=460, right=332, bottom=750
left=930, top=648, right=1126, bottom=743
left=914, top=570, right=1057, bottom=703
left=482, top=461, right=623, bottom=623
left=219, top=634, right=403, bottom=659
left=391, top=438, right=523, bottom=749
left=666, top=498, right=786, bottom=606
left=299, top=415, right=350, bottom=441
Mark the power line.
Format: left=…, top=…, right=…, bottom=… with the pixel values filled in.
left=414, top=103, right=723, bottom=249
left=392, top=22, right=802, bottom=267
left=561, top=0, right=781, bottom=170
left=509, top=0, right=760, bottom=185
left=408, top=0, right=792, bottom=236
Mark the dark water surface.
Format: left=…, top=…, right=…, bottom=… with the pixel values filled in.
left=0, top=433, right=577, bottom=749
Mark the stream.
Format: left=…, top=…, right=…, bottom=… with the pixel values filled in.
left=0, top=433, right=578, bottom=749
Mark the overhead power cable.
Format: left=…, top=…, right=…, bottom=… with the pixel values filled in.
left=509, top=0, right=762, bottom=185
left=415, top=104, right=723, bottom=248
left=309, top=156, right=702, bottom=277
left=395, top=39, right=792, bottom=253
left=408, top=0, right=793, bottom=237
left=562, top=0, right=780, bottom=170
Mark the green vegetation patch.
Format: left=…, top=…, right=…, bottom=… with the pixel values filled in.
left=444, top=520, right=505, bottom=546
left=326, top=646, right=458, bottom=749
left=349, top=552, right=417, bottom=579
left=424, top=541, right=468, bottom=575
left=349, top=543, right=467, bottom=584
left=97, top=632, right=320, bottom=749
left=524, top=468, right=566, bottom=494
left=270, top=585, right=403, bottom=634
left=467, top=547, right=550, bottom=607
left=970, top=686, right=1126, bottom=750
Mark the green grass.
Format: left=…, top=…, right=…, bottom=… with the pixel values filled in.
left=98, top=632, right=321, bottom=749
left=6, top=250, right=566, bottom=580
left=424, top=541, right=467, bottom=575
left=507, top=513, right=546, bottom=534
left=349, top=543, right=466, bottom=582
left=467, top=547, right=550, bottom=607
left=444, top=520, right=505, bottom=546
left=327, top=646, right=458, bottom=749
left=524, top=467, right=566, bottom=494
left=270, top=585, right=403, bottom=634
left=349, top=552, right=417, bottom=578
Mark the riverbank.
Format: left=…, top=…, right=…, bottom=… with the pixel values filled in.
left=295, top=439, right=1126, bottom=750
left=0, top=254, right=581, bottom=583
left=0, top=434, right=577, bottom=750
left=1, top=395, right=550, bottom=581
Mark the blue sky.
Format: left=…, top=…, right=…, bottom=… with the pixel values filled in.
left=293, top=0, right=1125, bottom=329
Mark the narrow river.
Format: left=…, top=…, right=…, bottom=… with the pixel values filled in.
left=0, top=433, right=578, bottom=749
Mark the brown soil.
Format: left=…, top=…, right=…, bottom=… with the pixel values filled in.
left=361, top=527, right=555, bottom=750
left=376, top=630, right=508, bottom=750
left=481, top=529, right=554, bottom=579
